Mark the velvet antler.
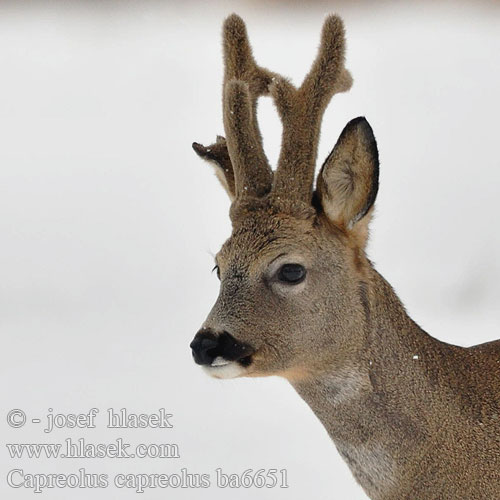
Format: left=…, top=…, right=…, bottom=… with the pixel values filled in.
left=193, top=14, right=275, bottom=200
left=193, top=14, right=352, bottom=205
left=271, top=16, right=352, bottom=202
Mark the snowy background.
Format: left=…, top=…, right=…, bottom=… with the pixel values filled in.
left=1, top=1, right=499, bottom=498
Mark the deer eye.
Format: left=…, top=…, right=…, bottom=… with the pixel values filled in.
left=212, top=264, right=220, bottom=280
left=277, top=264, right=306, bottom=284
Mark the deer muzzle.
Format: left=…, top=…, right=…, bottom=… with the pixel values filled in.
left=190, top=329, right=255, bottom=378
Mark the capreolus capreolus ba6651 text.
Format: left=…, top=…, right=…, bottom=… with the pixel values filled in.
left=189, top=14, right=500, bottom=499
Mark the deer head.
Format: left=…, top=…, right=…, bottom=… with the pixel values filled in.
left=190, top=14, right=379, bottom=382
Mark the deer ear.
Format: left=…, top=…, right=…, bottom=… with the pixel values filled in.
left=192, top=136, right=236, bottom=201
left=317, top=117, right=379, bottom=235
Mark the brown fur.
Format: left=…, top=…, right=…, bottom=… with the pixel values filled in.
left=191, top=14, right=500, bottom=499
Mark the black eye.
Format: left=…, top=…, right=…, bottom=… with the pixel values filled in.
left=212, top=265, right=220, bottom=280
left=277, top=264, right=306, bottom=284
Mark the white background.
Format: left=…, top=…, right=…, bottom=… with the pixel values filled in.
left=1, top=1, right=499, bottom=498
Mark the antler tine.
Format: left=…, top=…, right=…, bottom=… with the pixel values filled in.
left=271, top=15, right=352, bottom=202
left=300, top=16, right=352, bottom=110
left=222, top=14, right=274, bottom=199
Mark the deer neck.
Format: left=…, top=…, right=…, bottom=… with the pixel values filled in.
left=290, top=268, right=451, bottom=500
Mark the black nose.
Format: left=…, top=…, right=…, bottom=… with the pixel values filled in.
left=190, top=329, right=255, bottom=366
left=190, top=330, right=219, bottom=365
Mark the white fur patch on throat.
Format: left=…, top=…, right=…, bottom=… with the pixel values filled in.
left=323, top=368, right=368, bottom=406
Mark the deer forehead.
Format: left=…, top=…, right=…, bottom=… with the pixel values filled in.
left=216, top=211, right=341, bottom=270
left=217, top=214, right=310, bottom=265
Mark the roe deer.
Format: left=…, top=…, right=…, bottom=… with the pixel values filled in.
left=189, top=14, right=500, bottom=499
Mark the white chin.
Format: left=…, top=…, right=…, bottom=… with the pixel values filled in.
left=202, top=356, right=246, bottom=379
